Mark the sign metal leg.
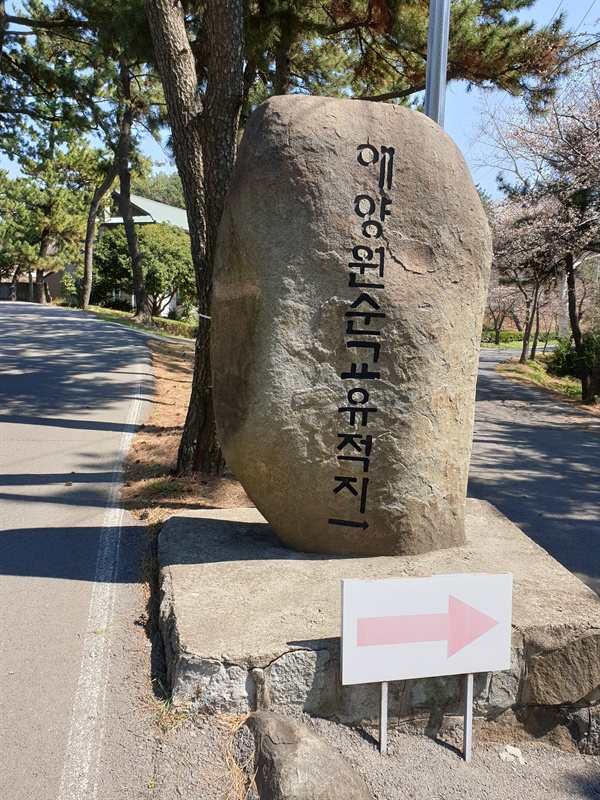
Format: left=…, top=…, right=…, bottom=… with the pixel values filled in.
left=380, top=681, right=388, bottom=754
left=463, top=673, right=474, bottom=763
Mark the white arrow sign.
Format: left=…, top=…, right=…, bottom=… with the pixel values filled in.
left=342, top=573, right=512, bottom=686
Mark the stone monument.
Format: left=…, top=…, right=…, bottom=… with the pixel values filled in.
left=211, top=95, right=492, bottom=556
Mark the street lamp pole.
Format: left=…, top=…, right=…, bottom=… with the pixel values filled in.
left=424, top=0, right=452, bottom=128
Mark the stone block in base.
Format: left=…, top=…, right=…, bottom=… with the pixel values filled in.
left=157, top=500, right=600, bottom=753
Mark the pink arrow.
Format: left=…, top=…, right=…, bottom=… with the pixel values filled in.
left=357, top=596, right=499, bottom=657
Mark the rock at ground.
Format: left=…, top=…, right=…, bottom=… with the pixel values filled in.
left=247, top=711, right=371, bottom=800
left=212, top=94, right=492, bottom=556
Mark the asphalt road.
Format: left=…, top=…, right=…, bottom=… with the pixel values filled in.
left=468, top=348, right=600, bottom=596
left=0, top=303, right=154, bottom=800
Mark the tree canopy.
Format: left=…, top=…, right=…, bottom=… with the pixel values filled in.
left=131, top=170, right=185, bottom=208
left=92, top=222, right=195, bottom=316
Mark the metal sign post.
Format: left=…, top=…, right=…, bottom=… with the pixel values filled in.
left=464, top=672, right=474, bottom=762
left=424, top=0, right=452, bottom=127
left=380, top=681, right=388, bottom=754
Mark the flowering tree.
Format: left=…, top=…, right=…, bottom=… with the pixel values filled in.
left=482, top=52, right=600, bottom=399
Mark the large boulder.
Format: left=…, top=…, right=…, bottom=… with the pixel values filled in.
left=212, top=95, right=491, bottom=556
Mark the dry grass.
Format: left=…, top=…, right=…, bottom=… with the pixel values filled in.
left=121, top=338, right=252, bottom=529
left=217, top=714, right=258, bottom=800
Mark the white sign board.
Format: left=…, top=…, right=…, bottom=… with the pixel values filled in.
left=342, top=573, right=512, bottom=686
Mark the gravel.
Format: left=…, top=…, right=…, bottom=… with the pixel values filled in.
left=145, top=709, right=599, bottom=800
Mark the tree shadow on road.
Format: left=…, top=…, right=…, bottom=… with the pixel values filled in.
left=470, top=356, right=600, bottom=596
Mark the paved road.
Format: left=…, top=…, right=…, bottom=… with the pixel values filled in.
left=468, top=348, right=600, bottom=596
left=0, top=303, right=154, bottom=800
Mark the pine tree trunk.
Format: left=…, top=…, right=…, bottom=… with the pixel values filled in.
left=34, top=270, right=46, bottom=303
left=117, top=61, right=153, bottom=326
left=566, top=252, right=591, bottom=400
left=146, top=0, right=244, bottom=475
left=273, top=13, right=294, bottom=95
left=81, top=161, right=119, bottom=310
left=35, top=236, right=51, bottom=304
left=9, top=266, right=18, bottom=300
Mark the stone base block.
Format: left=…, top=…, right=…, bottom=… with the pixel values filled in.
left=157, top=500, right=600, bottom=753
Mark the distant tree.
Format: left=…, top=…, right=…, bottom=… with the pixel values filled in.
left=92, top=222, right=195, bottom=316
left=479, top=52, right=600, bottom=399
left=0, top=170, right=41, bottom=285
left=485, top=272, right=520, bottom=344
left=0, top=21, right=107, bottom=306
left=0, top=0, right=90, bottom=148
left=492, top=195, right=562, bottom=363
left=1, top=1, right=167, bottom=320
left=131, top=170, right=185, bottom=208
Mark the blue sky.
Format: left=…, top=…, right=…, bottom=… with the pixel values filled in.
left=443, top=0, right=599, bottom=197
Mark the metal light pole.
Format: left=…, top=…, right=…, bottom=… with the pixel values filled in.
left=424, top=0, right=452, bottom=128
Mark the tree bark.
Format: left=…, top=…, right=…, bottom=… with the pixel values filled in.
left=8, top=266, right=18, bottom=300
left=273, top=11, right=295, bottom=95
left=81, top=160, right=119, bottom=310
left=588, top=348, right=600, bottom=402
left=518, top=282, right=540, bottom=365
left=34, top=269, right=46, bottom=303
left=0, top=1, right=6, bottom=58
left=565, top=251, right=591, bottom=400
left=557, top=270, right=570, bottom=338
left=34, top=235, right=51, bottom=304
left=146, top=0, right=243, bottom=475
left=529, top=304, right=540, bottom=361
left=117, top=60, right=153, bottom=325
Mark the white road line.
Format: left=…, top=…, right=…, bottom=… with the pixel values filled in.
left=57, top=365, right=144, bottom=800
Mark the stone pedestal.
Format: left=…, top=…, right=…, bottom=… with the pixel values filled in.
left=158, top=501, right=600, bottom=754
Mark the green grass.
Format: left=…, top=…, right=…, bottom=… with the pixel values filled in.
left=497, top=355, right=585, bottom=403
left=480, top=337, right=559, bottom=350
left=148, top=477, right=186, bottom=497
left=480, top=341, right=526, bottom=349
left=84, top=305, right=197, bottom=340
left=56, top=300, right=197, bottom=339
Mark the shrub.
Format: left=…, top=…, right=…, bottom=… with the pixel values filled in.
left=60, top=271, right=80, bottom=305
left=547, top=332, right=600, bottom=379
left=152, top=316, right=198, bottom=339
left=481, top=327, right=524, bottom=344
